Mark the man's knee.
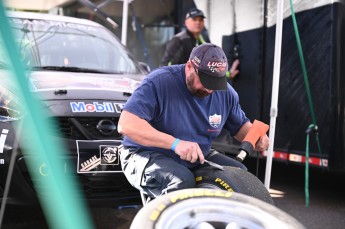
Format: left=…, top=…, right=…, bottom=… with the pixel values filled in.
left=165, top=170, right=195, bottom=192
left=175, top=175, right=196, bottom=189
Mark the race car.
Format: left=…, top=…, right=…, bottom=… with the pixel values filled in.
left=0, top=11, right=148, bottom=207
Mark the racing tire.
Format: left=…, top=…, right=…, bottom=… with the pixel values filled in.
left=193, top=165, right=274, bottom=204
left=130, top=188, right=305, bottom=229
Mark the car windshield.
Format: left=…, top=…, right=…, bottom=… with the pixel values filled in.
left=0, top=16, right=143, bottom=74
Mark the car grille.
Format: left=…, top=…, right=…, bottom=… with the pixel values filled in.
left=22, top=171, right=139, bottom=201
left=51, top=117, right=122, bottom=140
left=79, top=175, right=138, bottom=198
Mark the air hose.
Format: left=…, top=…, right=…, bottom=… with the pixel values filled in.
left=289, top=0, right=322, bottom=207
left=0, top=4, right=94, bottom=229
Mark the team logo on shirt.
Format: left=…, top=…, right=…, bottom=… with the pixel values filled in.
left=209, top=114, right=222, bottom=128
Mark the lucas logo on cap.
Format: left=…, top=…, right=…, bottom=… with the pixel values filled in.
left=207, top=61, right=227, bottom=74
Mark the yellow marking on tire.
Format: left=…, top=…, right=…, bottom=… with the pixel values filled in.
left=195, top=176, right=202, bottom=182
left=169, top=189, right=233, bottom=203
left=215, top=178, right=234, bottom=192
left=149, top=204, right=166, bottom=221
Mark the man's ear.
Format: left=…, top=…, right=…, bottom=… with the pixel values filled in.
left=185, top=61, right=193, bottom=76
left=186, top=61, right=193, bottom=70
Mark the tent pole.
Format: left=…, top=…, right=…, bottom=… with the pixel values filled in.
left=264, top=0, right=284, bottom=189
left=121, top=0, right=129, bottom=45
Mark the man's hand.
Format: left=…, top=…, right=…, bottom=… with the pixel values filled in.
left=174, top=140, right=205, bottom=164
left=229, top=59, right=240, bottom=79
left=254, top=134, right=269, bottom=152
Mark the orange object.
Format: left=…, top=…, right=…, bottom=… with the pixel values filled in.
left=243, top=120, right=269, bottom=148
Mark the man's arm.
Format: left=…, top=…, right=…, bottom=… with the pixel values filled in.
left=118, top=110, right=205, bottom=163
left=234, top=121, right=269, bottom=151
left=118, top=110, right=175, bottom=149
left=229, top=59, right=240, bottom=79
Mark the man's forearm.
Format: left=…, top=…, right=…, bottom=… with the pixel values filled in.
left=118, top=110, right=175, bottom=150
left=234, top=121, right=252, bottom=142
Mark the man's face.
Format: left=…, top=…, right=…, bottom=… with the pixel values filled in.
left=185, top=16, right=205, bottom=34
left=186, top=62, right=213, bottom=98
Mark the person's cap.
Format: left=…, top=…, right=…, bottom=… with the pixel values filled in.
left=185, top=8, right=205, bottom=19
left=189, top=43, right=228, bottom=90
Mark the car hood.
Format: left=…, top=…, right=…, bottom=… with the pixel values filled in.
left=29, top=71, right=143, bottom=93
left=1, top=69, right=145, bottom=101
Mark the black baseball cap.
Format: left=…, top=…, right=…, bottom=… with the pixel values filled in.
left=189, top=43, right=228, bottom=90
left=185, top=8, right=205, bottom=19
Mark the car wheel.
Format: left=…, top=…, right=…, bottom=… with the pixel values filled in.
left=130, top=188, right=305, bottom=229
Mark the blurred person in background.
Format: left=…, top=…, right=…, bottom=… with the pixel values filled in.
left=161, top=8, right=239, bottom=79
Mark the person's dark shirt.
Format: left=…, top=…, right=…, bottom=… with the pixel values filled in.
left=160, top=30, right=210, bottom=66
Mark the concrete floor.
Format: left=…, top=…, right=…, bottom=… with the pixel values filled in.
left=2, top=158, right=344, bottom=229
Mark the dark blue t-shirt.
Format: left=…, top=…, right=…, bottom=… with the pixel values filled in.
left=122, top=64, right=249, bottom=168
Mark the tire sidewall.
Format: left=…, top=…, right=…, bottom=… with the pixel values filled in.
left=193, top=165, right=274, bottom=204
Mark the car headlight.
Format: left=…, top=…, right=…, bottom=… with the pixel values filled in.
left=0, top=86, right=22, bottom=122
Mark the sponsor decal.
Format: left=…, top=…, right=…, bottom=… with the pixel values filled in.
left=76, top=140, right=122, bottom=173
left=209, top=114, right=221, bottom=128
left=215, top=178, right=233, bottom=192
left=70, top=102, right=124, bottom=113
left=100, top=146, right=119, bottom=164
left=80, top=156, right=101, bottom=172
left=80, top=145, right=119, bottom=172
left=0, top=129, right=9, bottom=153
left=79, top=145, right=119, bottom=172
